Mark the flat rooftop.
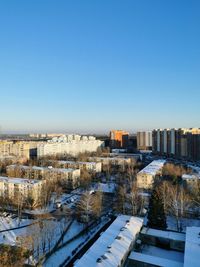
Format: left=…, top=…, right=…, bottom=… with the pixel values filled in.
left=74, top=215, right=143, bottom=267
left=57, top=160, right=99, bottom=166
left=0, top=176, right=41, bottom=185
left=184, top=227, right=200, bottom=267
left=129, top=250, right=183, bottom=267
left=138, top=160, right=166, bottom=175
left=182, top=174, right=200, bottom=180
left=141, top=227, right=185, bottom=242
left=7, top=165, right=76, bottom=173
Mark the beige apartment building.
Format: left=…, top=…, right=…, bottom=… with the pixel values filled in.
left=0, top=176, right=43, bottom=204
left=137, top=160, right=166, bottom=189
left=6, top=165, right=80, bottom=190
left=0, top=141, right=30, bottom=159
left=90, top=156, right=132, bottom=166
left=48, top=160, right=102, bottom=173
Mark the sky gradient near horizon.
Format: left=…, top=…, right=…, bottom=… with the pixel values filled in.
left=0, top=0, right=200, bottom=134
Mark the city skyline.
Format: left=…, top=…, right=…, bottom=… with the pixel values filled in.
left=0, top=0, right=200, bottom=133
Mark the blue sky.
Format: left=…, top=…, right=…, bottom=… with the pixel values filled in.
left=0, top=0, right=199, bottom=134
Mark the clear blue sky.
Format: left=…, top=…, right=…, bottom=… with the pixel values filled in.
left=0, top=0, right=200, bottom=134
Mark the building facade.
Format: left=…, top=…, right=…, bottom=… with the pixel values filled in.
left=0, top=141, right=30, bottom=159
left=110, top=130, right=129, bottom=148
left=0, top=176, right=43, bottom=204
left=137, top=160, right=166, bottom=189
left=6, top=165, right=80, bottom=190
left=47, top=160, right=102, bottom=173
left=137, top=131, right=152, bottom=150
left=152, top=128, right=200, bottom=161
left=37, top=135, right=104, bottom=158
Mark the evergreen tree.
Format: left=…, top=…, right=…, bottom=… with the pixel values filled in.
left=147, top=188, right=167, bottom=230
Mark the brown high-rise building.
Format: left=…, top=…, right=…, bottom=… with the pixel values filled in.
left=152, top=128, right=200, bottom=161
left=110, top=130, right=129, bottom=148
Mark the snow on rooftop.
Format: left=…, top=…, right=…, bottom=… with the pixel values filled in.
left=129, top=251, right=183, bottom=267
left=57, top=160, right=98, bottom=166
left=184, top=227, right=200, bottom=267
left=0, top=176, right=41, bottom=185
left=74, top=215, right=143, bottom=267
left=7, top=165, right=76, bottom=173
left=141, top=227, right=185, bottom=242
left=138, top=160, right=166, bottom=176
left=182, top=174, right=200, bottom=180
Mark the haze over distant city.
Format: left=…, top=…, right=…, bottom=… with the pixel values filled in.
left=0, top=0, right=200, bottom=133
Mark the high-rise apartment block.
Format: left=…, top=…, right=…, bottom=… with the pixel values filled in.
left=137, top=131, right=152, bottom=150
left=152, top=128, right=200, bottom=161
left=110, top=130, right=129, bottom=148
left=0, top=140, right=30, bottom=159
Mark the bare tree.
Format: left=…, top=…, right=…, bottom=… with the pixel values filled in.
left=76, top=191, right=97, bottom=224
left=128, top=182, right=144, bottom=216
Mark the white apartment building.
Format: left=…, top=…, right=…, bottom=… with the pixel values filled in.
left=37, top=135, right=104, bottom=158
left=74, top=215, right=143, bottom=267
left=0, top=176, right=43, bottom=203
left=6, top=165, right=80, bottom=190
left=137, top=160, right=166, bottom=189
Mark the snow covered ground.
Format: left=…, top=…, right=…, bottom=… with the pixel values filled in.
left=167, top=216, right=200, bottom=232
left=0, top=215, right=34, bottom=245
left=44, top=218, right=110, bottom=267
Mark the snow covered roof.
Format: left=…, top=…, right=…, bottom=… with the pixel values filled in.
left=129, top=251, right=183, bottom=267
left=0, top=176, right=42, bottom=185
left=138, top=160, right=166, bottom=176
left=182, top=174, right=200, bottom=180
left=74, top=215, right=143, bottom=267
left=184, top=227, right=200, bottom=267
left=141, top=227, right=185, bottom=242
left=57, top=160, right=99, bottom=166
left=7, top=165, right=76, bottom=173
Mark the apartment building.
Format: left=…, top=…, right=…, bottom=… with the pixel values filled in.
left=137, top=131, right=152, bottom=150
left=137, top=160, right=166, bottom=189
left=74, top=215, right=143, bottom=267
left=0, top=141, right=30, bottom=159
left=0, top=176, right=43, bottom=204
left=90, top=156, right=132, bottom=166
left=47, top=160, right=102, bottom=173
left=37, top=135, right=104, bottom=158
left=152, top=128, right=200, bottom=161
left=6, top=165, right=80, bottom=190
left=110, top=130, right=129, bottom=148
